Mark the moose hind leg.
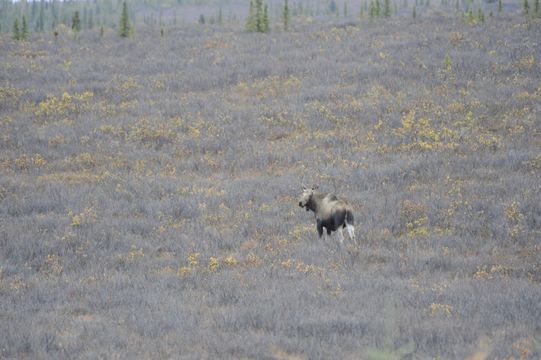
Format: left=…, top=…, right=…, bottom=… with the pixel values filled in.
left=346, top=224, right=356, bottom=245
left=337, top=227, right=345, bottom=244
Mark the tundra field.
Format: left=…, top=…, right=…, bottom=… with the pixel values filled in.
left=1, top=1, right=541, bottom=359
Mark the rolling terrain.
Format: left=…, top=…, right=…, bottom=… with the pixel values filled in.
left=1, top=3, right=540, bottom=359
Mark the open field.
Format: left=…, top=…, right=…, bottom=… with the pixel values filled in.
left=1, top=4, right=540, bottom=359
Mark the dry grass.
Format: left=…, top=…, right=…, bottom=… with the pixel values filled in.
left=0, top=2, right=540, bottom=359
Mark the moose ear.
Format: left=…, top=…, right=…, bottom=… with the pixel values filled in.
left=302, top=184, right=307, bottom=190
left=312, top=185, right=319, bottom=190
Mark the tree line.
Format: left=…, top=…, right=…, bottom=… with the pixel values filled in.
left=4, top=0, right=538, bottom=41
left=8, top=0, right=133, bottom=40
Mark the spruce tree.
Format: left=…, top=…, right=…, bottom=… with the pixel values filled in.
left=255, top=0, right=263, bottom=32
left=21, top=16, right=28, bottom=41
left=246, top=0, right=257, bottom=31
left=523, top=0, right=529, bottom=14
left=467, top=9, right=475, bottom=22
left=246, top=0, right=269, bottom=33
left=478, top=8, right=485, bottom=22
left=412, top=5, right=417, bottom=18
left=262, top=4, right=269, bottom=32
left=283, top=0, right=289, bottom=31
left=498, top=0, right=502, bottom=12
left=72, top=11, right=81, bottom=33
left=375, top=0, right=381, bottom=16
left=13, top=18, right=20, bottom=41
left=384, top=0, right=391, bottom=16
left=534, top=0, right=539, bottom=14
left=329, top=0, right=338, bottom=13
left=119, top=1, right=132, bottom=37
left=369, top=0, right=376, bottom=19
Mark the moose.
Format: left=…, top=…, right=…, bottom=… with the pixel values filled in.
left=298, top=185, right=356, bottom=245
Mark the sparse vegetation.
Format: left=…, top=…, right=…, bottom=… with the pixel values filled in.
left=0, top=0, right=540, bottom=359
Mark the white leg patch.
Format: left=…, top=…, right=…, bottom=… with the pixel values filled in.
left=346, top=224, right=356, bottom=245
left=337, top=228, right=344, bottom=244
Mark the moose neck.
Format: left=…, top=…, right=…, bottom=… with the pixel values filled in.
left=306, top=192, right=323, bottom=213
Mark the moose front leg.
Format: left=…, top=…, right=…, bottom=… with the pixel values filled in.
left=317, top=220, right=324, bottom=238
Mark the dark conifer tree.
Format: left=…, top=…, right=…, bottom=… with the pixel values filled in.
left=384, top=0, right=391, bottom=16
left=523, top=0, right=529, bottom=14
left=283, top=0, right=289, bottom=31
left=478, top=8, right=485, bottom=22
left=246, top=0, right=268, bottom=33
left=246, top=0, right=257, bottom=31
left=255, top=0, right=263, bottom=31
left=263, top=4, right=269, bottom=32
left=21, top=16, right=28, bottom=40
left=119, top=1, right=132, bottom=37
left=329, top=0, right=337, bottom=13
left=13, top=18, right=20, bottom=40
left=72, top=11, right=81, bottom=32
